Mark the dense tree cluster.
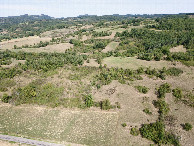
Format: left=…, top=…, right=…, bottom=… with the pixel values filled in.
left=0, top=50, right=87, bottom=72
left=114, top=16, right=194, bottom=65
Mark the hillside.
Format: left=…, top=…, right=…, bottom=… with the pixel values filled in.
left=0, top=14, right=194, bottom=146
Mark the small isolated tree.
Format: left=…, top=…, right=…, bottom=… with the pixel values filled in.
left=172, top=88, right=183, bottom=99
left=130, top=127, right=140, bottom=136
left=14, top=45, right=17, bottom=49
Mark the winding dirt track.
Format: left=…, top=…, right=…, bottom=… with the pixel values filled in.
left=0, top=134, right=64, bottom=146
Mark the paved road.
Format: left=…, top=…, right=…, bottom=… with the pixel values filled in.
left=0, top=134, right=65, bottom=146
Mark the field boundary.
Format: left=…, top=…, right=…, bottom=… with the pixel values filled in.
left=0, top=134, right=64, bottom=146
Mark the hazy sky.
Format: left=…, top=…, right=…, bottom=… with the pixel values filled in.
left=0, top=0, right=193, bottom=18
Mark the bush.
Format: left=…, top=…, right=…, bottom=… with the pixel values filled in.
left=135, top=86, right=149, bottom=94
left=84, top=94, right=93, bottom=108
left=167, top=67, right=183, bottom=76
left=130, top=127, right=140, bottom=136
left=143, top=108, right=152, bottom=115
left=0, top=87, right=8, bottom=92
left=2, top=93, right=12, bottom=103
left=183, top=123, right=192, bottom=131
left=172, top=88, right=183, bottom=99
left=121, top=123, right=127, bottom=127
left=157, top=83, right=171, bottom=98
left=153, top=100, right=170, bottom=115
left=137, top=67, right=144, bottom=74
left=100, top=99, right=112, bottom=110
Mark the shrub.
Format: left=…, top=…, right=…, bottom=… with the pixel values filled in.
left=183, top=123, right=192, bottom=131
left=121, top=123, right=127, bottom=127
left=130, top=127, right=140, bottom=136
left=154, top=52, right=163, bottom=61
left=183, top=92, right=194, bottom=107
left=167, top=67, right=183, bottom=76
left=143, top=108, right=152, bottom=115
left=137, top=67, right=144, bottom=74
left=96, top=84, right=101, bottom=89
left=100, top=99, right=112, bottom=110
left=0, top=87, right=8, bottom=92
left=135, top=86, right=149, bottom=94
left=2, top=93, right=12, bottom=103
left=172, top=88, right=183, bottom=99
left=84, top=94, right=93, bottom=108
left=157, top=83, right=171, bottom=98
left=153, top=100, right=170, bottom=115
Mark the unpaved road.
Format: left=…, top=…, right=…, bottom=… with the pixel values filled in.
left=0, top=134, right=64, bottom=146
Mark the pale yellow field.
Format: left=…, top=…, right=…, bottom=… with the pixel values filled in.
left=19, top=43, right=73, bottom=53
left=102, top=42, right=119, bottom=53
left=0, top=36, right=51, bottom=50
left=0, top=103, right=118, bottom=146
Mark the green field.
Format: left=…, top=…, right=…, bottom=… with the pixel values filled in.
left=103, top=57, right=170, bottom=69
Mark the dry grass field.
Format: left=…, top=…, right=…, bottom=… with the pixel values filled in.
left=0, top=103, right=118, bottom=146
left=19, top=43, right=73, bottom=53
left=0, top=36, right=51, bottom=50
left=102, top=42, right=119, bottom=53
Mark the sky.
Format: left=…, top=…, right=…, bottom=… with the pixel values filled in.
left=0, top=0, right=193, bottom=18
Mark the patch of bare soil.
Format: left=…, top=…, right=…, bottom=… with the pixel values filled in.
left=170, top=45, right=187, bottom=53
left=166, top=62, right=194, bottom=91
left=80, top=25, right=93, bottom=29
left=83, top=59, right=99, bottom=68
left=81, top=35, right=91, bottom=41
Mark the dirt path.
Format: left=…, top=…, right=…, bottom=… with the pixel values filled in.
left=0, top=134, right=64, bottom=146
